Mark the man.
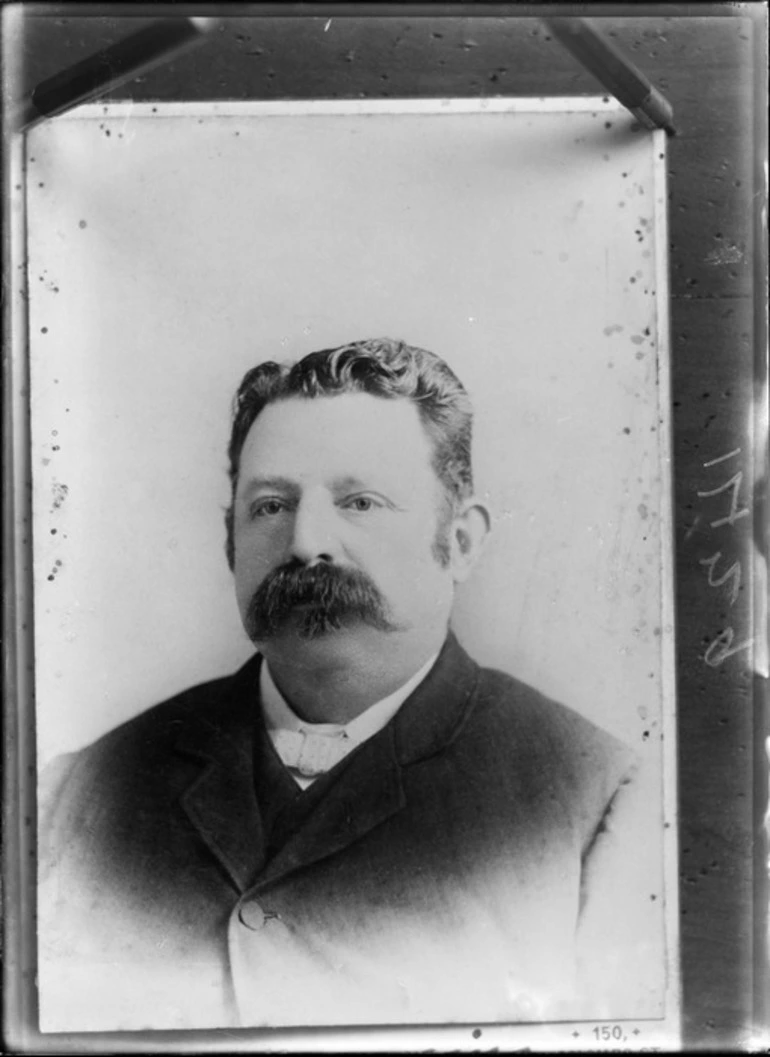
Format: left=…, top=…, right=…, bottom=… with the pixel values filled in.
left=39, top=338, right=663, bottom=1032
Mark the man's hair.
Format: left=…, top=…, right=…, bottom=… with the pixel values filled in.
left=224, top=338, right=474, bottom=569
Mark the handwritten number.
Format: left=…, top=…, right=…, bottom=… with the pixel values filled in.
left=696, top=471, right=750, bottom=529
left=698, top=552, right=741, bottom=605
left=703, top=448, right=741, bottom=468
left=704, top=628, right=753, bottom=668
left=696, top=450, right=751, bottom=669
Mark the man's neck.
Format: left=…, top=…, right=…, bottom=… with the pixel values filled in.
left=260, top=629, right=447, bottom=725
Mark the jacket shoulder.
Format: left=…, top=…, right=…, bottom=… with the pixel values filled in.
left=464, top=664, right=639, bottom=837
left=52, top=668, right=240, bottom=771
left=38, top=664, right=254, bottom=867
left=475, top=664, right=635, bottom=770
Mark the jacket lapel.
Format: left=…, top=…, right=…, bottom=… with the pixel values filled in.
left=173, top=655, right=265, bottom=894
left=170, top=634, right=481, bottom=894
left=252, top=720, right=406, bottom=891
left=253, top=632, right=481, bottom=890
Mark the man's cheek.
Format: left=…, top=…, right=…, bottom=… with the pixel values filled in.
left=235, top=553, right=271, bottom=603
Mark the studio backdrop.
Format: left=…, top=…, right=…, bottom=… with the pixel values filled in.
left=28, top=97, right=674, bottom=759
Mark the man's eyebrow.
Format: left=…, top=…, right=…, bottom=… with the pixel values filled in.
left=238, top=475, right=400, bottom=497
left=332, top=475, right=372, bottom=491
left=333, top=476, right=405, bottom=508
left=239, top=476, right=298, bottom=496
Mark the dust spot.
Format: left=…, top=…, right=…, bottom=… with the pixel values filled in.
left=51, top=482, right=69, bottom=510
left=630, top=335, right=645, bottom=345
left=638, top=503, right=649, bottom=519
left=41, top=327, right=48, bottom=334
left=635, top=351, right=644, bottom=360
left=623, top=427, right=631, bottom=435
left=558, top=252, right=569, bottom=263
left=603, top=324, right=624, bottom=336
left=705, top=244, right=743, bottom=266
left=565, top=200, right=585, bottom=224
left=79, top=220, right=87, bottom=229
left=472, top=1028, right=482, bottom=1038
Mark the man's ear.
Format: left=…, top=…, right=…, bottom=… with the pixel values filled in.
left=449, top=499, right=491, bottom=583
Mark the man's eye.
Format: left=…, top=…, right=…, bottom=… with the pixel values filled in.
left=252, top=499, right=285, bottom=517
left=344, top=495, right=380, bottom=513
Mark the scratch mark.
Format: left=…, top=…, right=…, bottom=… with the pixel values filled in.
left=684, top=514, right=702, bottom=541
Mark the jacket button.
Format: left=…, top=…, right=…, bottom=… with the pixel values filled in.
left=238, top=901, right=266, bottom=931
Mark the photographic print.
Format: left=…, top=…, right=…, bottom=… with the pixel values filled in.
left=26, top=98, right=677, bottom=1041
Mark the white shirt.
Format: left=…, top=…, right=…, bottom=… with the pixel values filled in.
left=260, top=652, right=439, bottom=789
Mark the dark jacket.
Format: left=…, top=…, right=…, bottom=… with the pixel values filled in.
left=39, top=634, right=665, bottom=1032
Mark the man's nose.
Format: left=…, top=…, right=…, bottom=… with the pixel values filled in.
left=289, top=495, right=340, bottom=565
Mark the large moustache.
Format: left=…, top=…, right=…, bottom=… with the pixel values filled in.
left=244, top=560, right=402, bottom=641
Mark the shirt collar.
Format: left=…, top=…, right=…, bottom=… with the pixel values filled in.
left=260, top=651, right=440, bottom=749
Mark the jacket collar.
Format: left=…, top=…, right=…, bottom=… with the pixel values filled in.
left=392, top=631, right=481, bottom=766
left=172, top=632, right=480, bottom=893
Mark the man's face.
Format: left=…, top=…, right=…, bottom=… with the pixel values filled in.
left=231, top=393, right=458, bottom=660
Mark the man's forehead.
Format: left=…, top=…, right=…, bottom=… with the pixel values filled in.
left=234, top=393, right=440, bottom=498
left=241, top=393, right=431, bottom=456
